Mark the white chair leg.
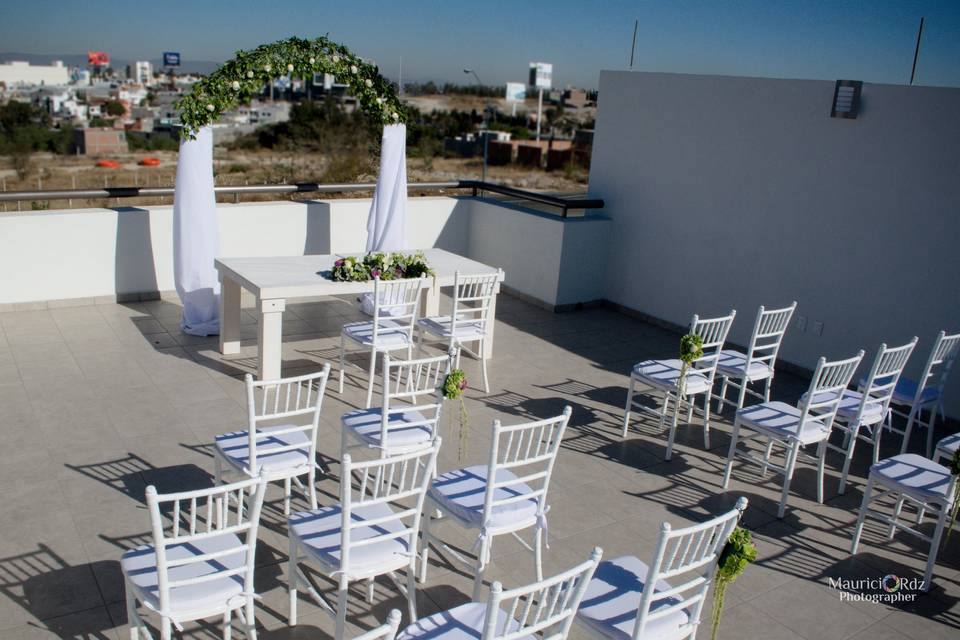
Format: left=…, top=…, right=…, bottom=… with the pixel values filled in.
left=472, top=537, right=489, bottom=601
left=735, top=378, right=748, bottom=413
left=721, top=417, right=741, bottom=490
left=419, top=510, right=432, bottom=583
left=224, top=610, right=233, bottom=640
left=924, top=410, right=937, bottom=459
left=901, top=404, right=919, bottom=454
left=336, top=575, right=349, bottom=640
left=365, top=349, right=377, bottom=409
left=308, top=468, right=318, bottom=510
left=480, top=346, right=490, bottom=394
left=366, top=578, right=375, bottom=604
left=406, top=563, right=418, bottom=621
left=850, top=476, right=874, bottom=554
left=338, top=333, right=346, bottom=394
left=621, top=376, right=635, bottom=438
left=161, top=618, right=172, bottom=640
left=815, top=441, right=826, bottom=504
left=924, top=504, right=949, bottom=591
left=888, top=495, right=905, bottom=540
left=245, top=597, right=258, bottom=640
left=701, top=393, right=711, bottom=449
left=534, top=526, right=544, bottom=582
left=288, top=539, right=298, bottom=626
left=760, top=439, right=775, bottom=477
left=283, top=477, right=292, bottom=516
left=716, top=375, right=729, bottom=414
left=763, top=377, right=772, bottom=403
left=838, top=429, right=857, bottom=496
left=665, top=396, right=681, bottom=461
left=777, top=443, right=799, bottom=519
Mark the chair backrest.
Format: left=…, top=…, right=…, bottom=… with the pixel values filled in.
left=913, top=331, right=960, bottom=405
left=378, top=351, right=456, bottom=449
left=689, top=311, right=736, bottom=380
left=449, top=270, right=501, bottom=342
left=371, top=276, right=424, bottom=338
left=339, top=442, right=440, bottom=573
left=482, top=407, right=571, bottom=528
left=797, top=352, right=865, bottom=431
left=244, top=365, right=330, bottom=474
left=856, top=338, right=918, bottom=422
left=743, top=302, right=796, bottom=373
left=632, top=497, right=747, bottom=640
left=146, top=476, right=267, bottom=617
left=485, top=547, right=603, bottom=640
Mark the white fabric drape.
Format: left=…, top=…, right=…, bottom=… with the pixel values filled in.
left=173, top=126, right=220, bottom=336
left=365, top=124, right=408, bottom=252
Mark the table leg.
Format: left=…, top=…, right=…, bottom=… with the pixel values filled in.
left=258, top=297, right=286, bottom=381
left=483, top=286, right=499, bottom=359
left=421, top=280, right=441, bottom=317
left=219, top=275, right=242, bottom=355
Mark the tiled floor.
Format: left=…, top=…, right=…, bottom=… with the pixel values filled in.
left=0, top=292, right=956, bottom=639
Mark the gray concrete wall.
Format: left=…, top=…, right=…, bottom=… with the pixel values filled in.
left=588, top=71, right=960, bottom=416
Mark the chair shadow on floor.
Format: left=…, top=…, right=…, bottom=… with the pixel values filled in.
left=0, top=543, right=118, bottom=639
left=65, top=452, right=214, bottom=506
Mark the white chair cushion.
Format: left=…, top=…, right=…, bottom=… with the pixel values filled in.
left=397, top=602, right=529, bottom=640
left=418, top=316, right=486, bottom=341
left=121, top=533, right=245, bottom=616
left=341, top=407, right=433, bottom=451
left=935, top=433, right=960, bottom=459
left=289, top=503, right=411, bottom=576
left=799, top=389, right=885, bottom=425
left=632, top=359, right=710, bottom=395
left=736, top=401, right=830, bottom=445
left=343, top=320, right=412, bottom=348
left=215, top=425, right=312, bottom=475
left=576, top=555, right=691, bottom=640
left=359, top=292, right=407, bottom=318
left=870, top=454, right=953, bottom=502
left=868, top=376, right=940, bottom=406
left=428, top=465, right=539, bottom=531
left=716, top=349, right=774, bottom=381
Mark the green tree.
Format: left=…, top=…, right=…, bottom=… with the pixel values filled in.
left=104, top=100, right=126, bottom=117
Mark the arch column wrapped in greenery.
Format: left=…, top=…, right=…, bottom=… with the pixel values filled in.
left=176, top=36, right=408, bottom=136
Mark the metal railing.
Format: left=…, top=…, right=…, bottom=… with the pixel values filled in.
left=0, top=179, right=604, bottom=217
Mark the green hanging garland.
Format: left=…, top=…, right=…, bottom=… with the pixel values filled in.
left=711, top=526, right=757, bottom=640
left=677, top=333, right=704, bottom=398
left=176, top=35, right=408, bottom=137
left=443, top=369, right=469, bottom=460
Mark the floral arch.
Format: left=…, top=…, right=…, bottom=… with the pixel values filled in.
left=175, top=36, right=407, bottom=137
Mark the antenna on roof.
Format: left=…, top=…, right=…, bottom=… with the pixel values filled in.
left=629, top=20, right=639, bottom=69
left=909, top=16, right=924, bottom=85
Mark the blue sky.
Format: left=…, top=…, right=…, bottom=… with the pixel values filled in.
left=2, top=0, right=959, bottom=89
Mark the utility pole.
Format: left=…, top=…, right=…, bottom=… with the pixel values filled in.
left=630, top=20, right=639, bottom=68
left=910, top=17, right=925, bottom=85
left=463, top=68, right=489, bottom=184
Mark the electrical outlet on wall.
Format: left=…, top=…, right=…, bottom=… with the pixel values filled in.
left=813, top=321, right=824, bottom=336
left=797, top=316, right=807, bottom=332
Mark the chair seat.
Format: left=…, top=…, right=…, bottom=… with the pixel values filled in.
left=869, top=454, right=953, bottom=502
left=872, top=376, right=940, bottom=407
left=121, top=533, right=245, bottom=616
left=632, top=359, right=710, bottom=396
left=799, top=389, right=885, bottom=425
left=428, top=465, right=539, bottom=531
left=341, top=407, right=433, bottom=452
left=736, top=401, right=830, bottom=445
left=343, top=320, right=413, bottom=348
left=418, top=316, right=486, bottom=341
left=716, top=349, right=774, bottom=381
left=289, top=503, right=410, bottom=578
left=359, top=292, right=408, bottom=318
left=576, top=555, right=691, bottom=640
left=215, top=425, right=312, bottom=476
left=397, top=601, right=529, bottom=640
left=935, top=433, right=960, bottom=460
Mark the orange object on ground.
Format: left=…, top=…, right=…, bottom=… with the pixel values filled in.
left=139, top=157, right=161, bottom=167
left=96, top=160, right=120, bottom=169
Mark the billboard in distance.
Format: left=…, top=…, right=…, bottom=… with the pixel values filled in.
left=87, top=51, right=110, bottom=67
left=528, top=62, right=552, bottom=89
left=162, top=52, right=181, bottom=67
left=505, top=82, right=526, bottom=102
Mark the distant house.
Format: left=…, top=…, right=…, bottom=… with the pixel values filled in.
left=73, top=128, right=128, bottom=155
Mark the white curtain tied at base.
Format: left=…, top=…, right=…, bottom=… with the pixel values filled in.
left=173, top=126, right=220, bottom=336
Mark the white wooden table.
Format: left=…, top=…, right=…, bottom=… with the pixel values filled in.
left=215, top=249, right=504, bottom=381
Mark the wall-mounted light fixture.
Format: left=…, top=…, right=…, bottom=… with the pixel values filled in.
left=831, top=80, right=862, bottom=119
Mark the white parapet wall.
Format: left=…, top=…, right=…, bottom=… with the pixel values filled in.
left=0, top=195, right=607, bottom=311
left=588, top=71, right=960, bottom=416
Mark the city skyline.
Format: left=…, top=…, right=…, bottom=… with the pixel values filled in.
left=2, top=1, right=960, bottom=90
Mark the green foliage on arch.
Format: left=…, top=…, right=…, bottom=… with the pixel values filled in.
left=176, top=36, right=406, bottom=138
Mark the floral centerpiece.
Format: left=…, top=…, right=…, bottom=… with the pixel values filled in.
left=677, top=333, right=704, bottom=398
left=330, top=251, right=433, bottom=282
left=442, top=368, right=469, bottom=460
left=711, top=526, right=757, bottom=640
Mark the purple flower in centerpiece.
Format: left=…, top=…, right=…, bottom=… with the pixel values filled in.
left=371, top=268, right=381, bottom=278
left=334, top=259, right=344, bottom=266
left=458, top=377, right=467, bottom=391
left=394, top=267, right=404, bottom=277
